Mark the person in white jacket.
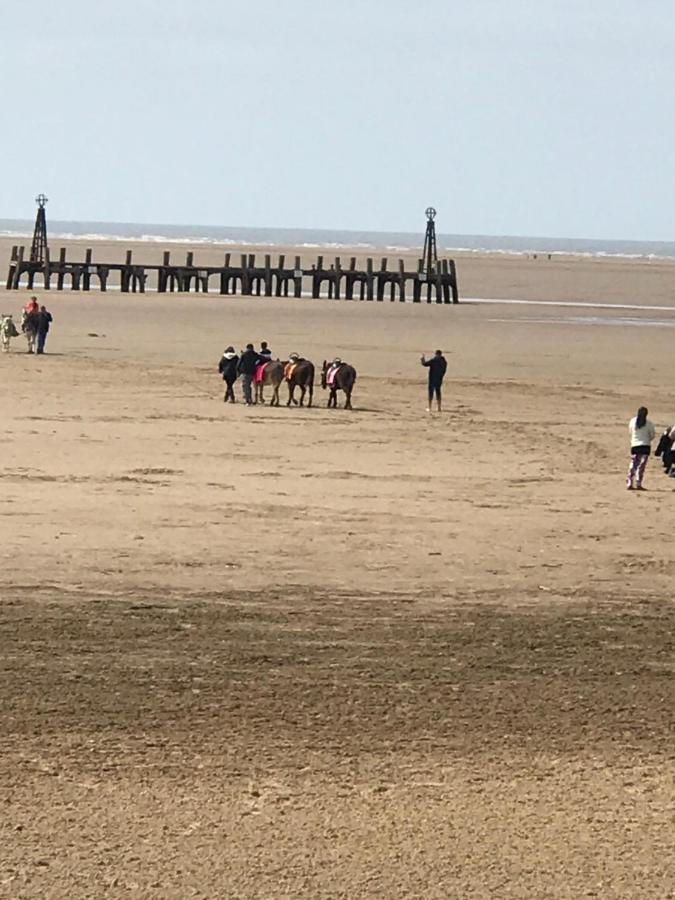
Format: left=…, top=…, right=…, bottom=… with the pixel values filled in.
left=627, top=406, right=656, bottom=490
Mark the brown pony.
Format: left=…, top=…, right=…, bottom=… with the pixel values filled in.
left=285, top=357, right=314, bottom=407
left=254, top=360, right=284, bottom=406
left=321, top=360, right=357, bottom=409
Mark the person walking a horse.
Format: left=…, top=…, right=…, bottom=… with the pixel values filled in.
left=421, top=349, right=448, bottom=412
left=237, top=343, right=263, bottom=405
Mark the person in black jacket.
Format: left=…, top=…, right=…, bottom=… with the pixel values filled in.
left=421, top=349, right=448, bottom=412
left=36, top=306, right=53, bottom=354
left=218, top=346, right=239, bottom=403
left=237, top=343, right=263, bottom=405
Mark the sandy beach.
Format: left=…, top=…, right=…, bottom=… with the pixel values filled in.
left=1, top=240, right=673, bottom=898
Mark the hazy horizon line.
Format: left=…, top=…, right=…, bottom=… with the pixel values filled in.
left=0, top=215, right=672, bottom=247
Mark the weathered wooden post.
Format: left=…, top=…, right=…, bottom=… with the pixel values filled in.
left=366, top=258, right=374, bottom=301
left=333, top=256, right=341, bottom=300
left=293, top=255, right=303, bottom=298
left=263, top=254, right=272, bottom=296
left=376, top=258, right=387, bottom=301
left=12, top=246, right=25, bottom=289
left=6, top=245, right=18, bottom=290
left=43, top=247, right=51, bottom=290
left=345, top=256, right=356, bottom=300
left=71, top=264, right=83, bottom=291
left=313, top=256, right=323, bottom=299
left=276, top=254, right=286, bottom=296
left=449, top=259, right=459, bottom=304
left=158, top=251, right=170, bottom=292
left=240, top=254, right=252, bottom=295
left=413, top=260, right=423, bottom=303
left=224, top=252, right=233, bottom=294
left=83, top=248, right=93, bottom=291
left=57, top=248, right=67, bottom=291
left=398, top=259, right=406, bottom=301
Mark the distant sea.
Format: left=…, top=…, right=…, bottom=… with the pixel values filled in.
left=1, top=219, right=674, bottom=260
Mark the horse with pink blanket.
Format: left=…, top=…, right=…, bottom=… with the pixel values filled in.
left=321, top=359, right=357, bottom=409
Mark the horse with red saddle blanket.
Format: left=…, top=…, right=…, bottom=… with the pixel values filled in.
left=254, top=359, right=284, bottom=406
left=321, top=358, right=357, bottom=409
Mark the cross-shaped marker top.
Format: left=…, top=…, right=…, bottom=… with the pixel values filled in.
left=35, top=193, right=48, bottom=208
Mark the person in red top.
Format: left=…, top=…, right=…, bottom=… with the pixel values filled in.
left=25, top=296, right=39, bottom=315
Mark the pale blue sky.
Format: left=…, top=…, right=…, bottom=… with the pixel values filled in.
left=2, top=0, right=673, bottom=239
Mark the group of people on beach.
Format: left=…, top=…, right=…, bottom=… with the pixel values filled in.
left=0, top=295, right=53, bottom=354
left=627, top=406, right=675, bottom=490
left=217, top=341, right=275, bottom=404
left=217, top=342, right=449, bottom=410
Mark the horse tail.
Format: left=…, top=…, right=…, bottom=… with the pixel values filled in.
left=307, top=362, right=315, bottom=406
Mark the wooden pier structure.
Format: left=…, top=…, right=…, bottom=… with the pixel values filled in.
left=5, top=201, right=459, bottom=304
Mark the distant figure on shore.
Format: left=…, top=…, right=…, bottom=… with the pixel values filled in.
left=237, top=343, right=263, bottom=405
left=218, top=346, right=239, bottom=403
left=36, top=306, right=53, bottom=354
left=421, top=349, right=447, bottom=412
left=627, top=406, right=656, bottom=491
left=259, top=341, right=272, bottom=360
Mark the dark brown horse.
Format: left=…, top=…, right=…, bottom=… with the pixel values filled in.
left=321, top=360, right=357, bottom=409
left=285, top=357, right=314, bottom=407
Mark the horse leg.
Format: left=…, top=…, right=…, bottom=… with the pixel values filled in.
left=345, top=387, right=352, bottom=410
left=299, top=384, right=306, bottom=407
left=287, top=383, right=294, bottom=407
left=272, top=383, right=280, bottom=406
left=307, top=380, right=313, bottom=408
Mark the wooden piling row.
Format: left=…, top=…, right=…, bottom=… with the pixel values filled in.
left=5, top=247, right=459, bottom=303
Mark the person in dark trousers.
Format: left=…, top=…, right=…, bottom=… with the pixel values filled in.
left=36, top=306, right=53, bottom=354
left=421, top=349, right=447, bottom=412
left=237, top=343, right=263, bottom=405
left=218, top=346, right=239, bottom=403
